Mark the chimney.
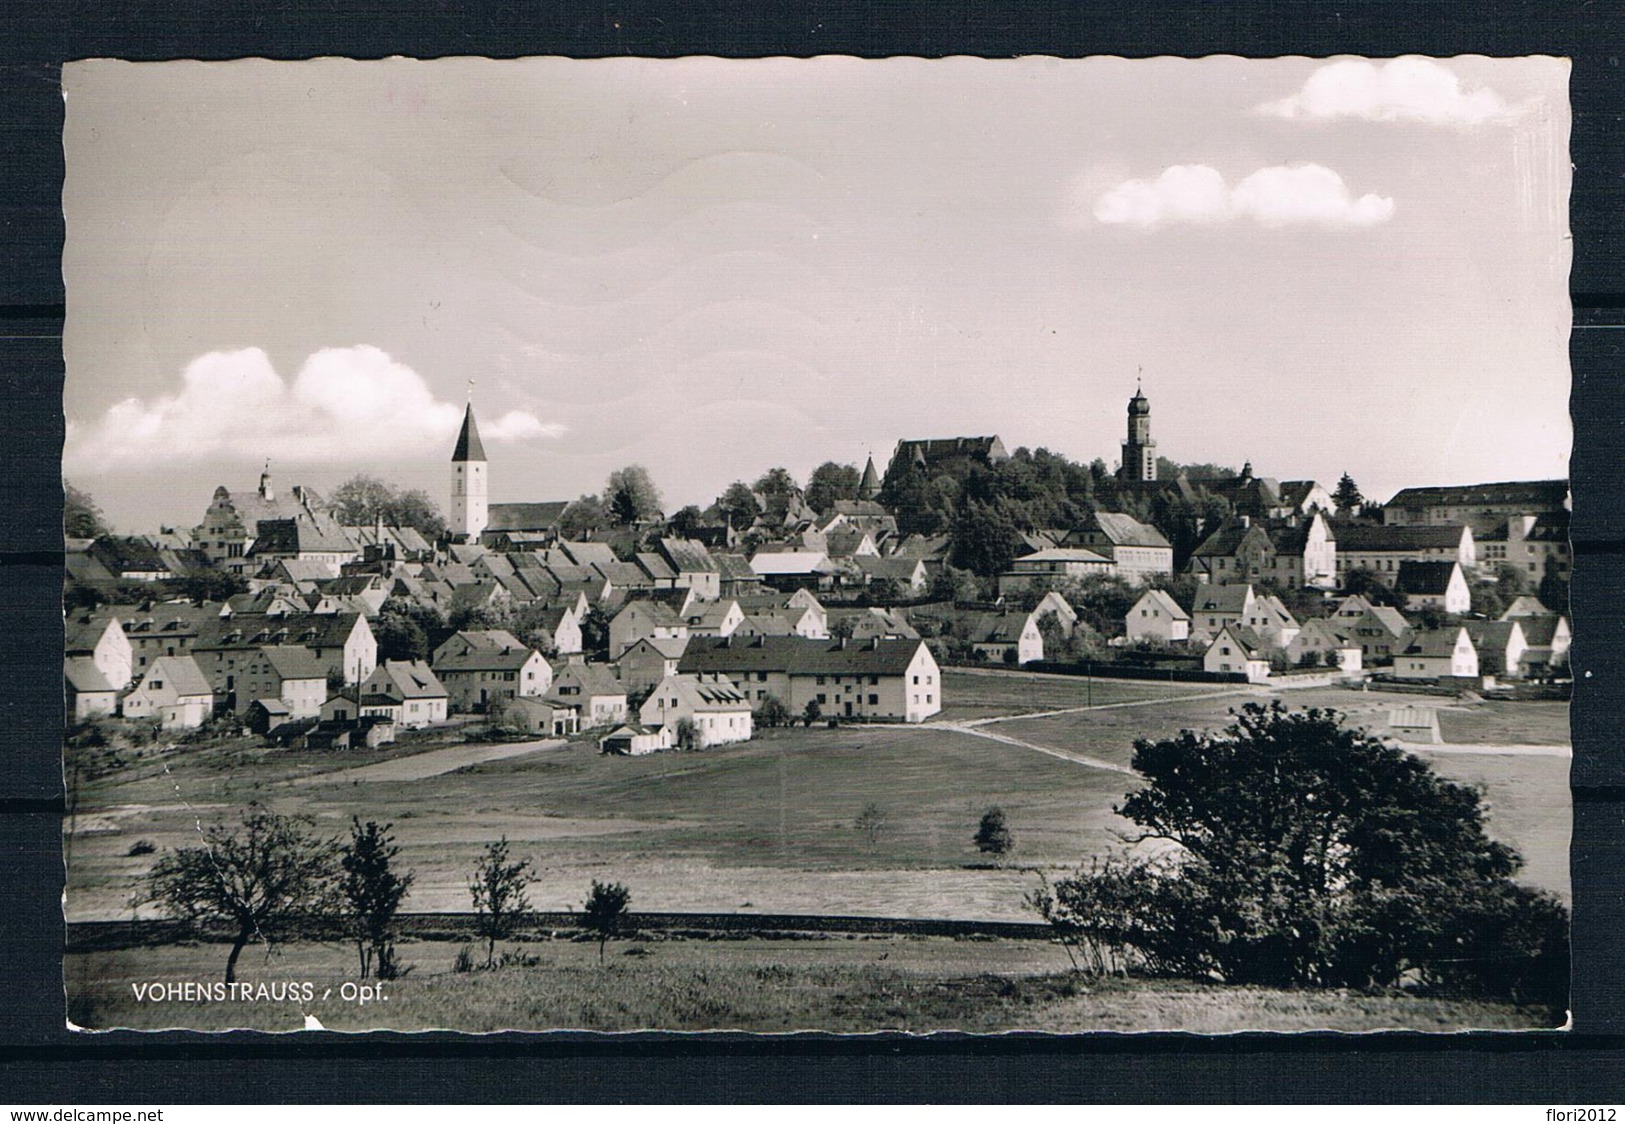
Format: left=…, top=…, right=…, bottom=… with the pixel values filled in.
left=1238, top=515, right=1251, bottom=529
left=869, top=636, right=880, bottom=650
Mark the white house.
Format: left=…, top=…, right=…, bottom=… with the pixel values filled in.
left=432, top=629, right=551, bottom=712
left=1285, top=619, right=1363, bottom=673
left=1395, top=560, right=1471, bottom=615
left=360, top=660, right=449, bottom=728
left=1394, top=627, right=1480, bottom=681
left=608, top=599, right=689, bottom=660
left=639, top=673, right=754, bottom=747
left=1203, top=625, right=1272, bottom=682
left=1067, top=512, right=1174, bottom=582
left=680, top=635, right=943, bottom=723
left=121, top=655, right=215, bottom=729
left=547, top=662, right=628, bottom=728
left=1125, top=589, right=1190, bottom=646
left=967, top=610, right=1044, bottom=665
left=236, top=645, right=329, bottom=719
left=1463, top=620, right=1528, bottom=679
left=997, top=548, right=1113, bottom=595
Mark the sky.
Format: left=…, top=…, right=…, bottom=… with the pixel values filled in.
left=61, top=55, right=1572, bottom=533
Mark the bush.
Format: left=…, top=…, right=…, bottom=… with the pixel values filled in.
left=126, top=839, right=156, bottom=857
left=1034, top=702, right=1569, bottom=1017
left=453, top=946, right=475, bottom=973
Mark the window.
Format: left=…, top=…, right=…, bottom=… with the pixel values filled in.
left=868, top=694, right=878, bottom=705
left=816, top=675, right=826, bottom=685
left=870, top=675, right=879, bottom=686
left=912, top=675, right=919, bottom=684
left=817, top=693, right=827, bottom=704
left=926, top=694, right=933, bottom=704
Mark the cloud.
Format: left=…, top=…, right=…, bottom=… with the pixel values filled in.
left=65, top=345, right=561, bottom=473
left=1258, top=58, right=1512, bottom=125
left=1093, top=163, right=1394, bottom=229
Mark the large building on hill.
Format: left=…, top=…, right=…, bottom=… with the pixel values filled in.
left=1381, top=479, right=1569, bottom=534
left=886, top=435, right=1009, bottom=485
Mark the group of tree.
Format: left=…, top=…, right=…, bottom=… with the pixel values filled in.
left=1028, top=702, right=1569, bottom=1018
left=146, top=808, right=415, bottom=983
left=146, top=813, right=637, bottom=981
left=330, top=474, right=448, bottom=540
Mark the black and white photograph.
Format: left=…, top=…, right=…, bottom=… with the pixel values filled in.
left=58, top=54, right=1573, bottom=1034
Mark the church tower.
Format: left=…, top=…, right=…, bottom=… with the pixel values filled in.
left=859, top=453, right=882, bottom=500
left=450, top=402, right=488, bottom=540
left=1119, top=382, right=1157, bottom=483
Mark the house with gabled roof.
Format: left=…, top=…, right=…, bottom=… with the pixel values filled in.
left=1346, top=604, right=1413, bottom=664
left=1202, top=624, right=1271, bottom=682
left=997, top=548, right=1113, bottom=595
left=87, top=535, right=174, bottom=582
left=967, top=609, right=1044, bottom=665
left=656, top=537, right=721, bottom=601
left=615, top=635, right=691, bottom=694
left=1462, top=620, right=1528, bottom=679
left=360, top=660, right=449, bottom=727
left=65, top=615, right=133, bottom=692
left=609, top=598, right=689, bottom=659
left=1285, top=618, right=1362, bottom=673
left=1067, top=512, right=1173, bottom=582
left=483, top=501, right=570, bottom=542
left=236, top=645, right=329, bottom=718
left=1191, top=583, right=1258, bottom=636
left=640, top=672, right=754, bottom=747
left=245, top=516, right=359, bottom=576
left=680, top=635, right=942, bottom=722
left=1394, top=626, right=1479, bottom=681
left=547, top=662, right=628, bottom=728
left=735, top=589, right=829, bottom=639
left=121, top=655, right=215, bottom=729
left=826, top=607, right=921, bottom=643
left=854, top=554, right=928, bottom=594
left=64, top=658, right=119, bottom=722
left=749, top=549, right=839, bottom=591
left=1395, top=560, right=1471, bottom=614
left=1267, top=511, right=1338, bottom=588
left=1125, top=588, right=1190, bottom=646
left=1513, top=614, right=1571, bottom=675
left=685, top=598, right=745, bottom=638
left=433, top=629, right=551, bottom=712
left=1187, top=517, right=1276, bottom=584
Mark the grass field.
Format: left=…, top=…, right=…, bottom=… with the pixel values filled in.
left=65, top=935, right=1559, bottom=1034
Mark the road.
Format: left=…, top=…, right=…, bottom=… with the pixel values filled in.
left=287, top=737, right=567, bottom=786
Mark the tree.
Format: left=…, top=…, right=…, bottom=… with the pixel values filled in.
left=340, top=819, right=414, bottom=980
left=667, top=716, right=699, bottom=751
left=716, top=481, right=762, bottom=527
left=805, top=461, right=862, bottom=515
left=579, top=605, right=611, bottom=661
left=330, top=474, right=447, bottom=539
left=668, top=504, right=706, bottom=539
left=854, top=803, right=889, bottom=851
left=559, top=493, right=609, bottom=540
left=928, top=565, right=982, bottom=605
left=1538, top=555, right=1569, bottom=615
left=581, top=880, right=633, bottom=964
left=64, top=482, right=111, bottom=539
left=468, top=837, right=535, bottom=969
left=1333, top=473, right=1364, bottom=514
left=604, top=465, right=663, bottom=525
left=974, top=806, right=1013, bottom=857
left=373, top=609, right=430, bottom=663
left=1036, top=703, right=1569, bottom=1012
left=950, top=498, right=1024, bottom=576
left=1341, top=567, right=1406, bottom=608
left=755, top=694, right=792, bottom=729
left=174, top=569, right=247, bottom=605
left=802, top=698, right=822, bottom=727
left=753, top=466, right=799, bottom=500
left=146, top=805, right=339, bottom=983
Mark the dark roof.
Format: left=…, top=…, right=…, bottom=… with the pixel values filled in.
left=1193, top=584, right=1255, bottom=614
left=1395, top=560, right=1460, bottom=596
left=679, top=635, right=927, bottom=677
left=257, top=645, right=330, bottom=681
left=368, top=660, right=447, bottom=700
left=89, top=535, right=171, bottom=575
left=452, top=403, right=487, bottom=462
left=659, top=537, right=719, bottom=575
left=1087, top=512, right=1172, bottom=549
left=1404, top=628, right=1471, bottom=659
left=891, top=436, right=1009, bottom=469
left=1462, top=620, right=1521, bottom=651
left=1385, top=479, right=1568, bottom=511
left=549, top=662, right=625, bottom=698
left=486, top=502, right=569, bottom=532
left=1515, top=615, right=1565, bottom=646
left=1215, top=625, right=1269, bottom=658
left=1191, top=521, right=1273, bottom=559
left=1333, top=524, right=1468, bottom=552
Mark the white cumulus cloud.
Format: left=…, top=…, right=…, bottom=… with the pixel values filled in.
left=1258, top=58, right=1512, bottom=125
left=1093, top=163, right=1394, bottom=229
left=65, top=345, right=561, bottom=473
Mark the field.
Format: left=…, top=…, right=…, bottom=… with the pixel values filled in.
left=65, top=934, right=1559, bottom=1034
left=66, top=672, right=1572, bottom=929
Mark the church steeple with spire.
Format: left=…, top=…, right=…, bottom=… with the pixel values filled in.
left=859, top=452, right=882, bottom=500
left=1119, top=376, right=1157, bottom=483
left=450, top=401, right=488, bottom=540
